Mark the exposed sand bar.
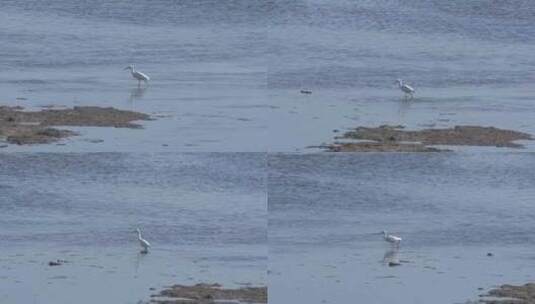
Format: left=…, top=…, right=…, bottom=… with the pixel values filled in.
left=478, top=283, right=535, bottom=304
left=0, top=106, right=151, bottom=145
left=326, top=125, right=533, bottom=152
left=151, top=283, right=267, bottom=304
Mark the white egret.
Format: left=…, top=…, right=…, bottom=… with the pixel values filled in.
left=135, top=228, right=151, bottom=254
left=124, top=65, right=150, bottom=87
left=382, top=230, right=402, bottom=245
left=396, top=79, right=415, bottom=99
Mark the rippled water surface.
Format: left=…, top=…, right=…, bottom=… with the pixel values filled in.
left=2, top=1, right=535, bottom=151
left=0, top=153, right=266, bottom=304
left=268, top=153, right=535, bottom=304
left=267, top=0, right=535, bottom=151
left=0, top=0, right=268, bottom=152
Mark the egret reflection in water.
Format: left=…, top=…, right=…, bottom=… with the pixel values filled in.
left=398, top=97, right=412, bottom=119
left=382, top=248, right=400, bottom=266
left=129, top=86, right=147, bottom=103
left=134, top=250, right=148, bottom=276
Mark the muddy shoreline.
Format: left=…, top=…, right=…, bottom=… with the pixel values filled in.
left=151, top=283, right=267, bottom=304
left=326, top=125, right=532, bottom=152
left=477, top=283, right=535, bottom=304
left=0, top=106, right=150, bottom=145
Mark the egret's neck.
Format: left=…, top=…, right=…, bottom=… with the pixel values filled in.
left=137, top=231, right=142, bottom=239
left=397, top=81, right=403, bottom=88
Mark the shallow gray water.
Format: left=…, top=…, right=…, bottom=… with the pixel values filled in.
left=0, top=0, right=268, bottom=152
left=2, top=1, right=535, bottom=151
left=0, top=153, right=267, bottom=304
left=268, top=153, right=535, bottom=304
left=267, top=0, right=535, bottom=151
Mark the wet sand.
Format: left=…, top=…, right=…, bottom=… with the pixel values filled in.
left=326, top=125, right=532, bottom=152
left=479, top=283, right=535, bottom=304
left=152, top=283, right=267, bottom=304
left=0, top=106, right=150, bottom=145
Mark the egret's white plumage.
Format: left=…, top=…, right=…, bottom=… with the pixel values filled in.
left=136, top=228, right=151, bottom=253
left=382, top=230, right=402, bottom=245
left=396, top=79, right=415, bottom=99
left=125, top=65, right=150, bottom=86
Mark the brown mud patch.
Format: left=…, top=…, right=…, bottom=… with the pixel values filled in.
left=326, top=125, right=532, bottom=152
left=151, top=283, right=267, bottom=304
left=0, top=106, right=150, bottom=145
left=479, top=283, right=535, bottom=304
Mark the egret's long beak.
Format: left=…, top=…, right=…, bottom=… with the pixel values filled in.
left=124, top=67, right=130, bottom=70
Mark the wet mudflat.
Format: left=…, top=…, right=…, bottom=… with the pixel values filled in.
left=479, top=283, right=535, bottom=304
left=0, top=106, right=150, bottom=144
left=151, top=283, right=267, bottom=304
left=325, top=125, right=532, bottom=152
